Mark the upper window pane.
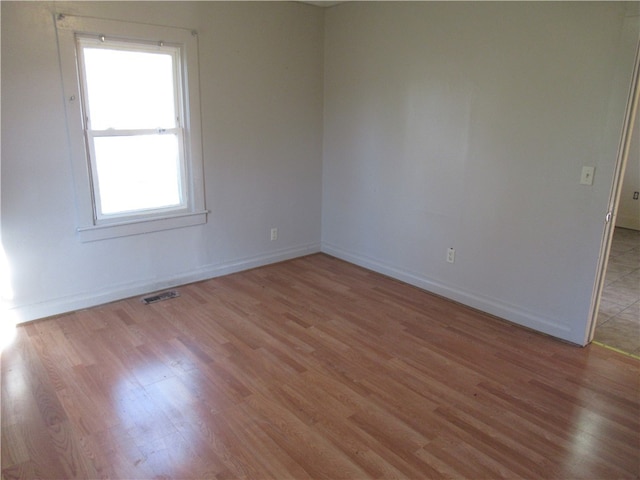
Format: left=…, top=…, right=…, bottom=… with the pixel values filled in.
left=81, top=44, right=177, bottom=130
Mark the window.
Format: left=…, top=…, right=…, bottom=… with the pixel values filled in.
left=56, top=15, right=207, bottom=241
left=79, top=38, right=185, bottom=219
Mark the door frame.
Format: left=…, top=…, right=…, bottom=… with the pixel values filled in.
left=585, top=36, right=640, bottom=345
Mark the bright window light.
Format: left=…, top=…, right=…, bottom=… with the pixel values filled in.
left=93, top=135, right=182, bottom=214
left=82, top=48, right=177, bottom=130
left=0, top=243, right=14, bottom=302
left=78, top=38, right=186, bottom=219
left=0, top=242, right=16, bottom=352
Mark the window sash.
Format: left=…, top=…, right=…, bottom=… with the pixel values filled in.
left=88, top=127, right=182, bottom=137
left=85, top=129, right=188, bottom=221
left=76, top=36, right=189, bottom=222
left=76, top=36, right=182, bottom=131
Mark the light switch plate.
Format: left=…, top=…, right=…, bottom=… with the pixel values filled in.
left=580, top=166, right=595, bottom=185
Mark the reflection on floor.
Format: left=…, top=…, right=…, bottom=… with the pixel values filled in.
left=595, top=227, right=640, bottom=357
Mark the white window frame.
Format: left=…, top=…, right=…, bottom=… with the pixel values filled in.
left=77, top=36, right=188, bottom=221
left=56, top=14, right=207, bottom=242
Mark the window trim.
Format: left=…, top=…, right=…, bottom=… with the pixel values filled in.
left=55, top=14, right=207, bottom=241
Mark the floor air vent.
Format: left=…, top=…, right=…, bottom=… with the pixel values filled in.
left=142, top=290, right=180, bottom=305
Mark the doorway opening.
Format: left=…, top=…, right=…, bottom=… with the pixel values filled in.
left=593, top=81, right=639, bottom=357
left=587, top=28, right=639, bottom=353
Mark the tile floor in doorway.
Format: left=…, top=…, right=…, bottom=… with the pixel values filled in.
left=595, top=227, right=640, bottom=357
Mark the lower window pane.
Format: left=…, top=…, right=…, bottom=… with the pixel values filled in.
left=93, top=135, right=183, bottom=216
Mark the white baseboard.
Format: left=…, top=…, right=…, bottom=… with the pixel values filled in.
left=10, top=240, right=577, bottom=345
left=616, top=216, right=640, bottom=231
left=321, top=242, right=576, bottom=344
left=8, top=242, right=320, bottom=324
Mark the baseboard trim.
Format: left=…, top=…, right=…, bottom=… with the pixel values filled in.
left=10, top=240, right=576, bottom=344
left=8, top=242, right=321, bottom=324
left=321, top=241, right=575, bottom=344
left=615, top=216, right=640, bottom=231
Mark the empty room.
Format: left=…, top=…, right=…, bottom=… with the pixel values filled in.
left=1, top=1, right=639, bottom=479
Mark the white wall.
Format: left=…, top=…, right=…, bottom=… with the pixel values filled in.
left=616, top=106, right=640, bottom=231
left=322, top=2, right=639, bottom=345
left=2, top=1, right=638, bottom=346
left=1, top=1, right=324, bottom=321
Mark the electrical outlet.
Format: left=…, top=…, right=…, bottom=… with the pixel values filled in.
left=270, top=228, right=278, bottom=241
left=447, top=247, right=455, bottom=264
left=580, top=166, right=595, bottom=185
left=634, top=191, right=639, bottom=200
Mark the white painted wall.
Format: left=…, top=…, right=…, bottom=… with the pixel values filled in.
left=1, top=1, right=324, bottom=321
left=2, top=1, right=637, bottom=346
left=616, top=106, right=640, bottom=230
left=322, top=2, right=639, bottom=345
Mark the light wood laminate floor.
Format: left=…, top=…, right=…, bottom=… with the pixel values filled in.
left=2, top=254, right=639, bottom=479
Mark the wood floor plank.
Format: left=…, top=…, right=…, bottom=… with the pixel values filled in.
left=243, top=392, right=371, bottom=480
left=2, top=253, right=639, bottom=479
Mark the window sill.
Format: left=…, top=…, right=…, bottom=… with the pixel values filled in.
left=77, top=210, right=208, bottom=242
